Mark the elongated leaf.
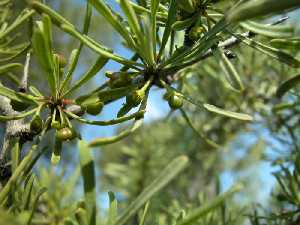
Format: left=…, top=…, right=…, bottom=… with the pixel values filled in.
left=177, top=0, right=194, bottom=13
left=26, top=187, right=47, bottom=225
left=214, top=48, right=244, bottom=91
left=22, top=175, right=35, bottom=210
left=79, top=141, right=96, bottom=225
left=241, top=21, right=294, bottom=38
left=276, top=74, right=300, bottom=98
left=60, top=1, right=92, bottom=94
left=106, top=192, right=118, bottom=225
left=139, top=201, right=150, bottom=225
left=141, top=15, right=155, bottom=65
left=176, top=184, right=243, bottom=225
left=0, top=63, right=23, bottom=74
left=120, top=0, right=143, bottom=44
left=203, top=103, right=253, bottom=121
left=90, top=0, right=136, bottom=48
left=89, top=120, right=143, bottom=147
left=65, top=110, right=144, bottom=126
left=0, top=108, right=37, bottom=122
left=61, top=24, right=142, bottom=68
left=32, top=22, right=53, bottom=71
left=180, top=109, right=221, bottom=149
left=0, top=145, right=37, bottom=203
left=158, top=0, right=177, bottom=59
left=30, top=1, right=74, bottom=27
left=172, top=17, right=196, bottom=31
left=0, top=9, right=35, bottom=40
left=235, top=34, right=300, bottom=68
left=270, top=38, right=300, bottom=50
left=76, top=85, right=137, bottom=104
left=30, top=1, right=142, bottom=68
left=60, top=49, right=79, bottom=93
left=227, top=0, right=300, bottom=23
left=64, top=56, right=108, bottom=96
left=113, top=155, right=189, bottom=225
left=0, top=84, right=37, bottom=105
left=150, top=0, right=159, bottom=58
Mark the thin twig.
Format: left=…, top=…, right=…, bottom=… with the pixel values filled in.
left=19, top=51, right=31, bottom=92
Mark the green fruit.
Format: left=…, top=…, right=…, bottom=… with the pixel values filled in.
left=168, top=94, right=183, bottom=110
left=189, top=26, right=205, bottom=41
left=126, top=90, right=144, bottom=107
left=51, top=120, right=61, bottom=129
left=56, top=127, right=74, bottom=141
left=30, top=115, right=43, bottom=134
left=86, top=101, right=104, bottom=115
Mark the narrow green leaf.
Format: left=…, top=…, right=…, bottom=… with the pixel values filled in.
left=26, top=187, right=47, bottom=225
left=0, top=9, right=35, bottom=40
left=270, top=38, right=300, bottom=50
left=60, top=49, right=79, bottom=93
left=51, top=138, right=62, bottom=165
left=60, top=1, right=93, bottom=95
left=158, top=0, right=177, bottom=59
left=0, top=145, right=37, bottom=203
left=176, top=184, right=243, bottom=225
left=172, top=17, right=196, bottom=31
left=0, top=84, right=37, bottom=105
left=30, top=1, right=142, bottom=68
left=0, top=108, right=37, bottom=122
left=240, top=21, right=294, bottom=38
left=22, top=175, right=35, bottom=210
left=88, top=120, right=143, bottom=147
left=203, top=104, right=253, bottom=121
left=139, top=201, right=150, bottom=225
left=90, top=0, right=136, bottom=48
left=235, top=34, right=300, bottom=68
left=79, top=140, right=96, bottom=225
left=113, top=155, right=189, bottom=225
left=150, top=0, right=159, bottom=58
left=76, top=85, right=137, bottom=104
left=180, top=109, right=221, bottom=149
left=0, top=63, right=23, bottom=74
left=214, top=48, right=244, bottom=91
left=61, top=24, right=142, bottom=68
left=141, top=15, right=155, bottom=65
left=106, top=192, right=118, bottom=225
left=30, top=1, right=74, bottom=27
left=227, top=0, right=300, bottom=23
left=177, top=0, right=195, bottom=14
left=32, top=22, right=53, bottom=72
left=65, top=110, right=145, bottom=126
left=120, top=0, right=142, bottom=43
left=276, top=74, right=300, bottom=98
left=10, top=141, right=20, bottom=173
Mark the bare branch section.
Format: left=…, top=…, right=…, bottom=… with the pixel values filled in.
left=19, top=52, right=31, bottom=92
left=0, top=95, right=31, bottom=160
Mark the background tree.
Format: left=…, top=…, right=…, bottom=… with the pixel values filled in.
left=0, top=0, right=300, bottom=225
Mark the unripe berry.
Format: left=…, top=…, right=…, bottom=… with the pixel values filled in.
left=168, top=94, right=183, bottom=110
left=56, top=127, right=74, bottom=141
left=86, top=101, right=104, bottom=116
left=30, top=115, right=43, bottom=134
left=126, top=90, right=144, bottom=107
